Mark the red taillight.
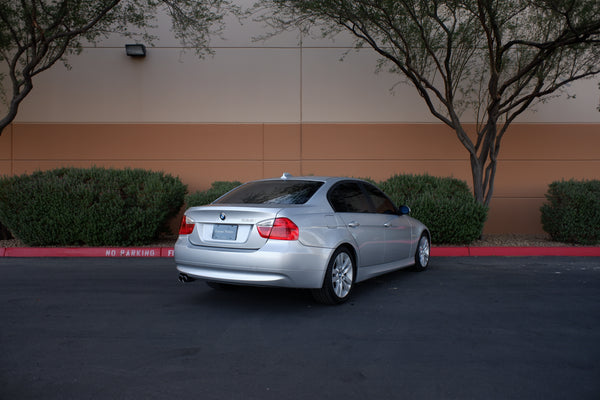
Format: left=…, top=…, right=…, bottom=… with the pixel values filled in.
left=257, top=218, right=299, bottom=241
left=178, top=215, right=195, bottom=235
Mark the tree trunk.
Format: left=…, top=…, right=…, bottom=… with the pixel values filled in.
left=464, top=117, right=500, bottom=208
left=0, top=76, right=33, bottom=137
left=0, top=101, right=20, bottom=136
left=470, top=154, right=486, bottom=205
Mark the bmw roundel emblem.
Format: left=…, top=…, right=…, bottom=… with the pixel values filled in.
left=219, top=212, right=226, bottom=221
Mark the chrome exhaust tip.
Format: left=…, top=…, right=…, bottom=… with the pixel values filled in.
left=178, top=273, right=195, bottom=283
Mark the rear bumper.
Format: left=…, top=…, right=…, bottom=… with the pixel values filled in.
left=174, top=237, right=332, bottom=289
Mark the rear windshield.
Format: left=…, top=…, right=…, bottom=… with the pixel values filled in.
left=214, top=180, right=323, bottom=205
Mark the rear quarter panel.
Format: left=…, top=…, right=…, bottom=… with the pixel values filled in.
left=279, top=207, right=356, bottom=252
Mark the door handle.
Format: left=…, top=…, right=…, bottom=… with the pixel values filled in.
left=384, top=222, right=392, bottom=228
left=348, top=221, right=360, bottom=228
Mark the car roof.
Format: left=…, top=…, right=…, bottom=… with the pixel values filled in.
left=256, top=174, right=366, bottom=184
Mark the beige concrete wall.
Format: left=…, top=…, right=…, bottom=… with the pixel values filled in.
left=13, top=46, right=600, bottom=125
left=2, top=0, right=599, bottom=235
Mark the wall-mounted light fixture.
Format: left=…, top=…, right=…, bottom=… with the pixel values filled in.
left=125, top=44, right=146, bottom=57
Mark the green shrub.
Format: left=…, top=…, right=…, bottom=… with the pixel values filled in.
left=0, top=167, right=187, bottom=246
left=540, top=179, right=600, bottom=245
left=379, top=174, right=488, bottom=244
left=186, top=181, right=242, bottom=206
left=0, top=222, right=12, bottom=240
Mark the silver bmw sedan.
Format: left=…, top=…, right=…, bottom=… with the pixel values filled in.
left=175, top=174, right=430, bottom=304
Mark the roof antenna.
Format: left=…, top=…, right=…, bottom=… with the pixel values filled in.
left=281, top=172, right=293, bottom=180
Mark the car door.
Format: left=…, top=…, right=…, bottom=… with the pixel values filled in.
left=328, top=181, right=386, bottom=267
left=362, top=183, right=412, bottom=263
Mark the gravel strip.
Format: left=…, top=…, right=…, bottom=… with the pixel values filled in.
left=468, top=234, right=571, bottom=247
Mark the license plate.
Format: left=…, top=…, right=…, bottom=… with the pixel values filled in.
left=212, top=224, right=238, bottom=241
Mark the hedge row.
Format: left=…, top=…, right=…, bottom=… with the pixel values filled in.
left=540, top=179, right=600, bottom=245
left=10, top=169, right=594, bottom=247
left=0, top=167, right=186, bottom=246
left=378, top=174, right=487, bottom=244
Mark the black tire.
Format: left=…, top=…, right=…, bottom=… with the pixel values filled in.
left=312, top=247, right=355, bottom=305
left=412, top=233, right=430, bottom=271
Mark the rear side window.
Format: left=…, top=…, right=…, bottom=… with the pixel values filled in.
left=363, top=183, right=397, bottom=214
left=214, top=180, right=323, bottom=205
left=328, top=182, right=371, bottom=213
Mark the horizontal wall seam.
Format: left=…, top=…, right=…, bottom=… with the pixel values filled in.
left=497, top=159, right=600, bottom=162
left=12, top=159, right=269, bottom=162
left=15, top=159, right=599, bottom=163
left=13, top=158, right=599, bottom=163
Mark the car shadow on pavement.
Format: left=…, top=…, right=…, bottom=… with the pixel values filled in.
left=180, top=265, right=427, bottom=310
left=186, top=284, right=314, bottom=308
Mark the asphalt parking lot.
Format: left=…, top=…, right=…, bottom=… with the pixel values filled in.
left=1, top=256, right=599, bottom=400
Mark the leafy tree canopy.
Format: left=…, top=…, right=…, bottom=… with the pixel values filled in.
left=256, top=0, right=600, bottom=205
left=0, top=0, right=234, bottom=134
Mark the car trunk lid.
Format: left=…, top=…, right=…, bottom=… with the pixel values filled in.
left=185, top=205, right=282, bottom=249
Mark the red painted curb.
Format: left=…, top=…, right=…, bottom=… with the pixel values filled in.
left=433, top=246, right=600, bottom=257
left=2, top=247, right=171, bottom=258
left=1, top=246, right=599, bottom=258
left=431, top=247, right=470, bottom=257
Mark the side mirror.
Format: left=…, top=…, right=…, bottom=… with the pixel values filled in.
left=398, top=205, right=411, bottom=215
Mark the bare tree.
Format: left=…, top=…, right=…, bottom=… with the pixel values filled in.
left=0, top=0, right=233, bottom=135
left=256, top=0, right=600, bottom=205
